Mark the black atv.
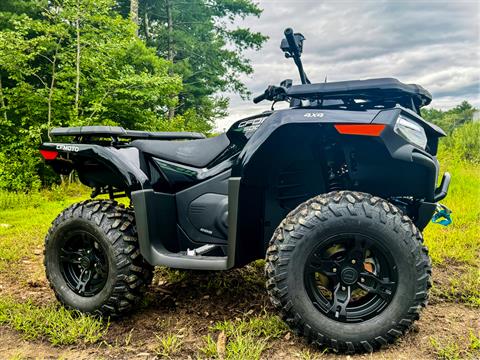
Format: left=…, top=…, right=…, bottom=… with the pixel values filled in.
left=40, top=28, right=451, bottom=353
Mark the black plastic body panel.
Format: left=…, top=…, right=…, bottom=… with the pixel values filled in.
left=41, top=105, right=448, bottom=269
left=39, top=143, right=150, bottom=191
left=176, top=171, right=230, bottom=245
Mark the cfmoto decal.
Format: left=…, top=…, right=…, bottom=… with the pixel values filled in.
left=56, top=144, right=80, bottom=152
left=238, top=118, right=266, bottom=132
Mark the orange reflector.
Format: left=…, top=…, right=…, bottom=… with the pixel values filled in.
left=334, top=124, right=385, bottom=136
left=364, top=262, right=374, bottom=273
left=40, top=149, right=58, bottom=160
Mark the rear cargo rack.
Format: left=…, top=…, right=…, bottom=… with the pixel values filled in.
left=50, top=126, right=205, bottom=141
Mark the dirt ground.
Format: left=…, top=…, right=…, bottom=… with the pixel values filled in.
left=0, top=252, right=478, bottom=360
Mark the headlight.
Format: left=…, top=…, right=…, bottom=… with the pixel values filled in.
left=394, top=115, right=427, bottom=149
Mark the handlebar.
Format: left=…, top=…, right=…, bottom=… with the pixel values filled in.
left=253, top=92, right=267, bottom=104
left=253, top=27, right=309, bottom=103
left=252, top=85, right=287, bottom=104
left=284, top=28, right=300, bottom=58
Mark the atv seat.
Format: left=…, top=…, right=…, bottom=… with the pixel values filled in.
left=131, top=133, right=230, bottom=168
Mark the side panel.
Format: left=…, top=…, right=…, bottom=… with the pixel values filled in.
left=176, top=171, right=230, bottom=247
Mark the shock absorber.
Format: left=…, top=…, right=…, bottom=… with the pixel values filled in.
left=328, top=166, right=343, bottom=191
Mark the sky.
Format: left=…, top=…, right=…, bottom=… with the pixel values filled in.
left=216, top=0, right=480, bottom=131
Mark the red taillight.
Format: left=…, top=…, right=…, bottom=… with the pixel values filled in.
left=39, top=149, right=58, bottom=160
left=334, top=124, right=385, bottom=136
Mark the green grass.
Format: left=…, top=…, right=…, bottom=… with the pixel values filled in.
left=0, top=153, right=478, bottom=350
left=430, top=331, right=480, bottom=360
left=0, top=184, right=89, bottom=265
left=439, top=266, right=480, bottom=306
left=199, top=332, right=268, bottom=360
left=211, top=314, right=288, bottom=339
left=0, top=297, right=108, bottom=345
left=199, top=334, right=218, bottom=358
left=424, top=160, right=480, bottom=266
left=198, top=314, right=288, bottom=359
left=294, top=349, right=327, bottom=360
left=155, top=333, right=183, bottom=358
left=422, top=159, right=480, bottom=306
left=430, top=337, right=462, bottom=360
left=469, top=330, right=480, bottom=352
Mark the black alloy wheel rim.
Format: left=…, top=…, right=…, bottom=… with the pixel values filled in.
left=59, top=230, right=109, bottom=297
left=304, top=233, right=398, bottom=323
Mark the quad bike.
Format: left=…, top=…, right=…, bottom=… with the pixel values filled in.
left=40, top=28, right=451, bottom=353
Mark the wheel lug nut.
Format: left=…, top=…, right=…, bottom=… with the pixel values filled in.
left=333, top=268, right=337, bottom=273
left=351, top=259, right=356, bottom=264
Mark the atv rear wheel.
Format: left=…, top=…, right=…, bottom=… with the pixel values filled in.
left=265, top=191, right=431, bottom=353
left=44, top=200, right=153, bottom=317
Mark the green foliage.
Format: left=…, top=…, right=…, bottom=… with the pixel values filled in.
left=0, top=0, right=267, bottom=191
left=0, top=0, right=181, bottom=128
left=422, top=101, right=479, bottom=163
left=422, top=101, right=476, bottom=134
left=129, top=0, right=267, bottom=120
left=0, top=0, right=181, bottom=190
left=0, top=297, right=108, bottom=345
left=0, top=148, right=42, bottom=191
left=439, top=122, right=480, bottom=163
left=156, top=109, right=214, bottom=134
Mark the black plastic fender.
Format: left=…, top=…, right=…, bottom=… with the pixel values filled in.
left=40, top=142, right=151, bottom=191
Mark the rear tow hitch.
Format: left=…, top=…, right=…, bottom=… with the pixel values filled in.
left=431, top=203, right=452, bottom=226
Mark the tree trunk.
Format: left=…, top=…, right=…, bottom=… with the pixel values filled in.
left=166, top=0, right=175, bottom=120
left=131, top=0, right=139, bottom=35
left=47, top=43, right=61, bottom=142
left=144, top=7, right=151, bottom=41
left=74, top=0, right=81, bottom=119
left=0, top=75, right=7, bottom=122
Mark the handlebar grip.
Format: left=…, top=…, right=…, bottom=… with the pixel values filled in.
left=284, top=28, right=299, bottom=56
left=253, top=93, right=266, bottom=104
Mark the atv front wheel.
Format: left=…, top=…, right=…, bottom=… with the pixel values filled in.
left=44, top=200, right=153, bottom=317
left=265, top=191, right=431, bottom=353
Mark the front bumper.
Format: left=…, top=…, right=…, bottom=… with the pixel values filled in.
left=434, top=171, right=450, bottom=202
